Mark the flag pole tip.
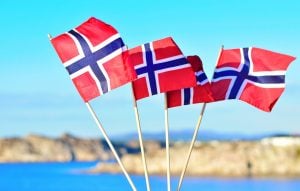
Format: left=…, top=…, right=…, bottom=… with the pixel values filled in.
left=47, top=34, right=52, bottom=40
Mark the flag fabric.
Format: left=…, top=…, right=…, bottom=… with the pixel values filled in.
left=167, top=55, right=214, bottom=108
left=211, top=47, right=296, bottom=112
left=127, top=37, right=197, bottom=100
left=50, top=17, right=136, bottom=102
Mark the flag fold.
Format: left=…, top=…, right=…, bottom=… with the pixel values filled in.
left=211, top=47, right=296, bottom=112
left=127, top=37, right=197, bottom=100
left=167, top=55, right=214, bottom=108
left=51, top=17, right=136, bottom=102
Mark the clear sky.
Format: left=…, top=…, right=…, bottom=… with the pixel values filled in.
left=0, top=0, right=299, bottom=138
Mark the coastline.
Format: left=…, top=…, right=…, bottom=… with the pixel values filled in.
left=89, top=138, right=300, bottom=177
left=1, top=134, right=300, bottom=177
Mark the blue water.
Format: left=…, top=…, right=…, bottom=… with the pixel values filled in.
left=0, top=162, right=299, bottom=191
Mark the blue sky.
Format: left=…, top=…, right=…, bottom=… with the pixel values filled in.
left=0, top=0, right=299, bottom=138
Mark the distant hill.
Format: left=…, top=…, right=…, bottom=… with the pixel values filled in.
left=93, top=136, right=300, bottom=177
left=111, top=130, right=284, bottom=142
left=0, top=133, right=298, bottom=163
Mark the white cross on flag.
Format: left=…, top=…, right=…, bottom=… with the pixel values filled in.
left=50, top=17, right=136, bottom=102
left=211, top=47, right=295, bottom=112
left=127, top=37, right=197, bottom=100
left=167, top=55, right=214, bottom=108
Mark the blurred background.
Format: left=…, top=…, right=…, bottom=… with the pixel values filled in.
left=0, top=0, right=300, bottom=190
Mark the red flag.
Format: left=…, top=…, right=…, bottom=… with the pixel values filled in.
left=127, top=37, right=197, bottom=100
left=167, top=56, right=214, bottom=108
left=50, top=17, right=136, bottom=102
left=211, top=47, right=296, bottom=112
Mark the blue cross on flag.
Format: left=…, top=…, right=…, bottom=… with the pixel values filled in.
left=127, top=37, right=197, bottom=100
left=211, top=47, right=295, bottom=112
left=50, top=17, right=136, bottom=102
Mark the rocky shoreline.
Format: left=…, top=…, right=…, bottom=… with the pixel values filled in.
left=1, top=134, right=300, bottom=177
left=0, top=134, right=161, bottom=163
left=0, top=134, right=112, bottom=162
left=90, top=137, right=300, bottom=177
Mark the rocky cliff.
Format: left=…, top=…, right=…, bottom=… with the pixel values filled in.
left=0, top=134, right=162, bottom=163
left=1, top=134, right=300, bottom=177
left=92, top=137, right=300, bottom=177
left=0, top=134, right=115, bottom=162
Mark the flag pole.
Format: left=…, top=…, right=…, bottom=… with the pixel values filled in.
left=176, top=103, right=206, bottom=191
left=130, top=83, right=151, bottom=191
left=164, top=94, right=171, bottom=191
left=176, top=46, right=224, bottom=191
left=85, top=102, right=137, bottom=191
left=48, top=34, right=137, bottom=191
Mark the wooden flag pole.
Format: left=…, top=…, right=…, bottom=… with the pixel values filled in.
left=176, top=46, right=224, bottom=191
left=176, top=103, right=206, bottom=191
left=164, top=94, right=171, bottom=191
left=48, top=34, right=137, bottom=191
left=85, top=103, right=137, bottom=191
left=130, top=83, right=151, bottom=191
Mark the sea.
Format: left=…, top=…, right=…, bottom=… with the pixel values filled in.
left=0, top=161, right=299, bottom=191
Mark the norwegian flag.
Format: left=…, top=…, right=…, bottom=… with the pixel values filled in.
left=50, top=17, right=136, bottom=102
left=127, top=37, right=197, bottom=100
left=167, top=55, right=214, bottom=108
left=211, top=47, right=296, bottom=112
